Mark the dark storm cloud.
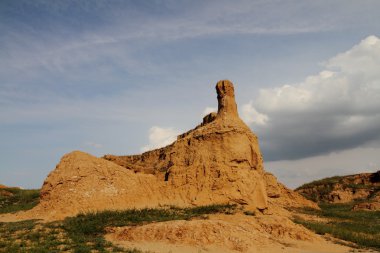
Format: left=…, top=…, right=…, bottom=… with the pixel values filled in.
left=242, top=36, right=380, bottom=161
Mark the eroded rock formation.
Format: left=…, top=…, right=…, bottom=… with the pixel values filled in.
left=103, top=80, right=267, bottom=210
left=296, top=170, right=380, bottom=210
left=16, top=80, right=316, bottom=220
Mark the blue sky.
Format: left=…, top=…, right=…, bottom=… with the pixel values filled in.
left=1, top=0, right=380, bottom=188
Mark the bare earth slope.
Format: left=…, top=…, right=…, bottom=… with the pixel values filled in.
left=106, top=213, right=354, bottom=253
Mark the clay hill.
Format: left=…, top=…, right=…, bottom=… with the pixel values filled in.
left=296, top=170, right=380, bottom=211
left=1, top=80, right=357, bottom=252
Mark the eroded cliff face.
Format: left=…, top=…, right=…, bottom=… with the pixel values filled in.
left=20, top=80, right=316, bottom=220
left=104, top=80, right=268, bottom=211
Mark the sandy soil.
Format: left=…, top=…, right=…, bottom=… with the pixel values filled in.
left=106, top=235, right=358, bottom=253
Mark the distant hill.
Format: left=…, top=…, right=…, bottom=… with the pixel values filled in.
left=295, top=171, right=380, bottom=210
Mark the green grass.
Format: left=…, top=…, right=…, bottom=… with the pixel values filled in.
left=0, top=186, right=236, bottom=252
left=296, top=176, right=343, bottom=190
left=345, top=183, right=373, bottom=189
left=63, top=204, right=236, bottom=252
left=293, top=202, right=380, bottom=250
left=0, top=188, right=40, bottom=213
left=0, top=204, right=236, bottom=253
left=0, top=220, right=67, bottom=253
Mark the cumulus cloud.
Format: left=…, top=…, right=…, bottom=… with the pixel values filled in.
left=247, top=36, right=380, bottom=161
left=141, top=126, right=180, bottom=152
left=241, top=102, right=269, bottom=126
left=202, top=107, right=217, bottom=116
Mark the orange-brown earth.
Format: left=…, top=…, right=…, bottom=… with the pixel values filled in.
left=0, top=80, right=362, bottom=252
left=106, top=213, right=356, bottom=253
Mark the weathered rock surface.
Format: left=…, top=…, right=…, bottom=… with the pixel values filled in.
left=296, top=171, right=380, bottom=209
left=103, top=82, right=268, bottom=212
left=352, top=192, right=380, bottom=211
left=7, top=80, right=316, bottom=220
left=32, top=151, right=168, bottom=220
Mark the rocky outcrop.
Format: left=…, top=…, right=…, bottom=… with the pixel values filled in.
left=296, top=171, right=380, bottom=207
left=102, top=80, right=268, bottom=211
left=15, top=80, right=316, bottom=220
left=352, top=192, right=380, bottom=211
left=216, top=80, right=239, bottom=118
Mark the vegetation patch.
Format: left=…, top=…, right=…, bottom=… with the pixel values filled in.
left=296, top=176, right=343, bottom=190
left=0, top=188, right=40, bottom=214
left=0, top=220, right=73, bottom=253
left=0, top=204, right=236, bottom=253
left=293, top=202, right=380, bottom=251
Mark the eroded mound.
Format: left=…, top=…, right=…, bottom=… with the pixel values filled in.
left=106, top=214, right=354, bottom=253
left=108, top=214, right=318, bottom=248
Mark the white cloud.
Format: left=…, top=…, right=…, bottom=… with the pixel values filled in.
left=202, top=107, right=217, bottom=116
left=247, top=35, right=380, bottom=160
left=241, top=102, right=269, bottom=126
left=141, top=126, right=180, bottom=152
left=255, top=36, right=380, bottom=114
left=202, top=104, right=270, bottom=126
left=0, top=1, right=347, bottom=79
left=84, top=141, right=103, bottom=149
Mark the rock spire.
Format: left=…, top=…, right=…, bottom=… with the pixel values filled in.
left=216, top=80, right=239, bottom=118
